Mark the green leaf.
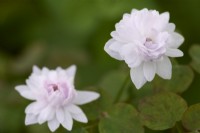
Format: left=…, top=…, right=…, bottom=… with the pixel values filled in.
left=189, top=45, right=200, bottom=74
left=182, top=103, right=200, bottom=131
left=81, top=87, right=113, bottom=121
left=153, top=65, right=194, bottom=93
left=138, top=92, right=188, bottom=130
left=99, top=103, right=144, bottom=133
left=99, top=70, right=129, bottom=103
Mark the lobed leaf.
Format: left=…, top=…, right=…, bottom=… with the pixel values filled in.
left=138, top=92, right=187, bottom=130
left=189, top=45, right=200, bottom=74
left=153, top=65, right=194, bottom=93
left=182, top=103, right=200, bottom=131
left=99, top=103, right=144, bottom=133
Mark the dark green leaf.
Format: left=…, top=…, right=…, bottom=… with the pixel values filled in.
left=81, top=87, right=113, bottom=121
left=189, top=45, right=200, bottom=74
left=139, top=92, right=187, bottom=130
left=153, top=65, right=194, bottom=93
left=99, top=103, right=144, bottom=133
left=182, top=103, right=200, bottom=131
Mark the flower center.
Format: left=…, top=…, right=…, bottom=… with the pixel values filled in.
left=141, top=37, right=166, bottom=61
left=51, top=84, right=59, bottom=91
left=144, top=38, right=153, bottom=46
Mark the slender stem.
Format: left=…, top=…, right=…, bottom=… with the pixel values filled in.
left=114, top=75, right=130, bottom=103
left=175, top=122, right=184, bottom=133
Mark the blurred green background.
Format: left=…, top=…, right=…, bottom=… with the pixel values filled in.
left=1, top=0, right=200, bottom=133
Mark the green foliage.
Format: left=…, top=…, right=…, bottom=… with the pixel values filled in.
left=182, top=103, right=200, bottom=132
left=99, top=103, right=144, bottom=133
left=1, top=0, right=200, bottom=133
left=81, top=87, right=113, bottom=121
left=99, top=69, right=129, bottom=103
left=153, top=65, right=194, bottom=93
left=138, top=92, right=187, bottom=130
left=189, top=45, right=200, bottom=74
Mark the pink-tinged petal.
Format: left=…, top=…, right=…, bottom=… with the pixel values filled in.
left=104, top=39, right=123, bottom=60
left=120, top=44, right=142, bottom=68
left=65, top=65, right=76, bottom=79
left=15, top=85, right=35, bottom=100
left=61, top=110, right=73, bottom=131
left=48, top=119, right=60, bottom=132
left=130, top=65, right=147, bottom=89
left=168, top=32, right=184, bottom=48
left=160, top=12, right=169, bottom=23
left=33, top=65, right=41, bottom=75
left=56, top=108, right=65, bottom=123
left=165, top=48, right=183, bottom=57
left=25, top=102, right=46, bottom=115
left=38, top=106, right=55, bottom=124
left=156, top=56, right=172, bottom=79
left=66, top=104, right=88, bottom=123
left=25, top=114, right=38, bottom=125
left=143, top=61, right=156, bottom=81
left=41, top=67, right=50, bottom=75
left=73, top=91, right=100, bottom=105
left=165, top=23, right=175, bottom=32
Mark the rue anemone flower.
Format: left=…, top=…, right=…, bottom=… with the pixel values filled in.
left=104, top=8, right=184, bottom=89
left=15, top=65, right=100, bottom=132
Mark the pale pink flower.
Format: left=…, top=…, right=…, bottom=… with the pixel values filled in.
left=15, top=65, right=100, bottom=132
left=104, top=8, right=184, bottom=89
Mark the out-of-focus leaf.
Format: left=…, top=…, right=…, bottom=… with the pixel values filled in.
left=99, top=103, right=144, bottom=133
left=153, top=65, right=194, bottom=93
left=81, top=87, right=113, bottom=121
left=189, top=45, right=200, bottom=74
left=182, top=103, right=200, bottom=131
left=139, top=92, right=187, bottom=130
left=132, top=83, right=155, bottom=106
left=99, top=70, right=129, bottom=103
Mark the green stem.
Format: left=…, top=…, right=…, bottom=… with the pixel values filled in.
left=175, top=122, right=184, bottom=133
left=114, top=75, right=130, bottom=103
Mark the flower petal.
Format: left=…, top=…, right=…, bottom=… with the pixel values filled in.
left=15, top=85, right=35, bottom=100
left=25, top=102, right=46, bottom=115
left=65, top=65, right=76, bottom=79
left=33, top=65, right=41, bottom=75
left=165, top=23, right=175, bottom=32
left=25, top=114, right=38, bottom=125
left=120, top=44, right=142, bottom=68
left=66, top=104, right=88, bottom=123
left=143, top=61, right=156, bottom=81
left=73, top=91, right=100, bottom=105
left=38, top=106, right=55, bottom=124
left=48, top=119, right=60, bottom=132
left=165, top=48, right=183, bottom=57
left=104, top=39, right=123, bottom=60
left=156, top=56, right=172, bottom=79
left=130, top=65, right=147, bottom=89
left=168, top=32, right=184, bottom=48
left=56, top=108, right=65, bottom=123
left=61, top=110, right=73, bottom=131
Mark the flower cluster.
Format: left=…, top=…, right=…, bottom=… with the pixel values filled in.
left=104, top=8, right=184, bottom=89
left=16, top=8, right=185, bottom=132
left=15, top=65, right=99, bottom=132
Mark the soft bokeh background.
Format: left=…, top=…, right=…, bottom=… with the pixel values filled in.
left=1, top=0, right=200, bottom=133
